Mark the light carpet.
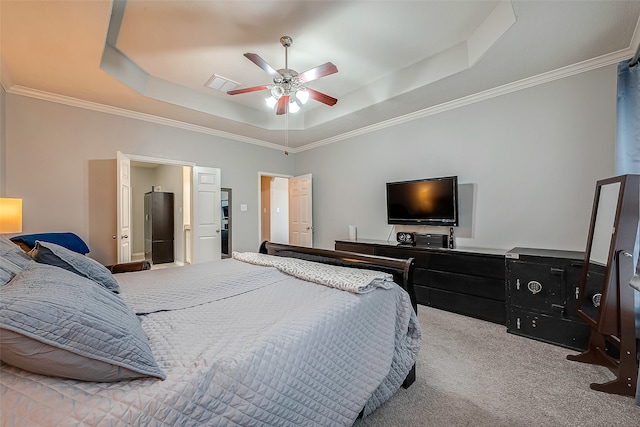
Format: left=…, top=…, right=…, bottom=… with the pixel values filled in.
left=355, top=306, right=640, bottom=426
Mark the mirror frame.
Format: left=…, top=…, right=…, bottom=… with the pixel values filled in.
left=576, top=176, right=628, bottom=331
left=569, top=174, right=639, bottom=397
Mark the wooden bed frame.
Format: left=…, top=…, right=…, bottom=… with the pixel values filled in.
left=259, top=241, right=418, bottom=388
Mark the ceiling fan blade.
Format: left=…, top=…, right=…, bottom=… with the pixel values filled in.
left=276, top=95, right=289, bottom=115
left=306, top=87, right=338, bottom=106
left=227, top=85, right=270, bottom=95
left=297, top=62, right=338, bottom=83
left=244, top=53, right=281, bottom=78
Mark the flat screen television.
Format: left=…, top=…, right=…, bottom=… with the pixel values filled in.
left=386, top=176, right=459, bottom=226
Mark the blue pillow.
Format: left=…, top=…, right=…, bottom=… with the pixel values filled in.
left=29, top=241, right=120, bottom=293
left=11, top=232, right=90, bottom=254
left=0, top=263, right=165, bottom=382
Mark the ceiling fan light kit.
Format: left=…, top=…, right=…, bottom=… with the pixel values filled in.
left=227, top=36, right=338, bottom=115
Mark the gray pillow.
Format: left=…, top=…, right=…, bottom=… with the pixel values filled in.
left=0, top=266, right=13, bottom=287
left=0, top=263, right=165, bottom=382
left=29, top=240, right=120, bottom=293
left=0, top=235, right=34, bottom=286
left=0, top=329, right=147, bottom=382
left=0, top=235, right=34, bottom=273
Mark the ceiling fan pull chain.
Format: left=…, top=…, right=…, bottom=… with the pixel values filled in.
left=284, top=112, right=289, bottom=155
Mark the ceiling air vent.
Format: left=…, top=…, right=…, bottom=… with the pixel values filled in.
left=205, top=74, right=240, bottom=92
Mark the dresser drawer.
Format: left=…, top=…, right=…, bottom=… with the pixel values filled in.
left=414, top=268, right=504, bottom=301
left=416, top=286, right=505, bottom=324
left=507, top=307, right=590, bottom=351
left=374, top=246, right=418, bottom=260
left=335, top=242, right=375, bottom=255
left=427, top=251, right=505, bottom=279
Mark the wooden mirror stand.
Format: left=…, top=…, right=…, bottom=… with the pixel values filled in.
left=567, top=174, right=639, bottom=397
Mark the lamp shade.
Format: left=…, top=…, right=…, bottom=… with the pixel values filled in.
left=265, top=96, right=278, bottom=109
left=0, top=198, right=23, bottom=233
left=288, top=100, right=300, bottom=113
left=295, top=89, right=309, bottom=104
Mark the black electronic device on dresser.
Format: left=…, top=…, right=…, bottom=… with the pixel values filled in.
left=396, top=232, right=449, bottom=248
left=505, top=247, right=590, bottom=351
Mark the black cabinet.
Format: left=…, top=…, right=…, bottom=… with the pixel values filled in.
left=144, top=191, right=174, bottom=264
left=505, top=247, right=590, bottom=351
left=335, top=239, right=506, bottom=324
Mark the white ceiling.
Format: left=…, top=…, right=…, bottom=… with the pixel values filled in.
left=2, top=1, right=639, bottom=150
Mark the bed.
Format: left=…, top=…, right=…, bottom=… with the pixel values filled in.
left=0, top=238, right=421, bottom=426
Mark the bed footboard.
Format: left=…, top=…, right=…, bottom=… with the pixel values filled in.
left=259, top=241, right=417, bottom=389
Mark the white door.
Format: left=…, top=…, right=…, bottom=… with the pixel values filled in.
left=116, top=151, right=132, bottom=263
left=289, top=174, right=313, bottom=247
left=192, top=166, right=222, bottom=263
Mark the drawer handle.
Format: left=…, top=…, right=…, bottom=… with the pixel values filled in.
left=527, top=280, right=542, bottom=294
left=592, top=293, right=601, bottom=308
left=550, top=267, right=564, bottom=275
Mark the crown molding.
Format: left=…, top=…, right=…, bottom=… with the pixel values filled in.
left=6, top=43, right=634, bottom=155
left=5, top=85, right=290, bottom=152
left=297, top=47, right=631, bottom=152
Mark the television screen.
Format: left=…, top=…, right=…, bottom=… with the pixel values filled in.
left=386, top=176, right=459, bottom=225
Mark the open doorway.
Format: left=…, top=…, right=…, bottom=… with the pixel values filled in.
left=117, top=152, right=222, bottom=266
left=130, top=161, right=189, bottom=266
left=258, top=173, right=313, bottom=247
left=260, top=175, right=289, bottom=244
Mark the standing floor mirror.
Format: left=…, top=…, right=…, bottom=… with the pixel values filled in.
left=567, top=174, right=639, bottom=397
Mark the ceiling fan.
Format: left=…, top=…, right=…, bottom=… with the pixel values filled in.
left=227, top=36, right=338, bottom=115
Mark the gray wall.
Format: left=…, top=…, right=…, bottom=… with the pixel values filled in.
left=4, top=95, right=295, bottom=264
left=295, top=65, right=617, bottom=252
left=3, top=63, right=618, bottom=261
left=0, top=85, right=6, bottom=196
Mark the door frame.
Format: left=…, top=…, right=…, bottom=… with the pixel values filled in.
left=118, top=153, right=195, bottom=264
left=221, top=187, right=232, bottom=258
left=257, top=171, right=292, bottom=247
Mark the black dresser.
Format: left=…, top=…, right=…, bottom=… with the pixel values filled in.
left=335, top=239, right=506, bottom=324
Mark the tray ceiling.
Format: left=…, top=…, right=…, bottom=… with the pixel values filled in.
left=1, top=1, right=639, bottom=150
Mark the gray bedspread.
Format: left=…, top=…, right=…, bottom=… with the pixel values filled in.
left=0, top=258, right=421, bottom=426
